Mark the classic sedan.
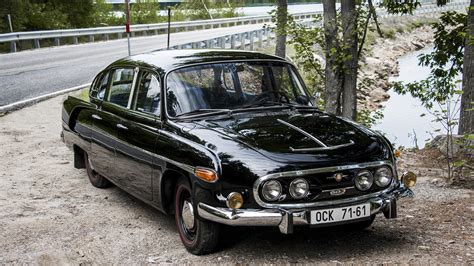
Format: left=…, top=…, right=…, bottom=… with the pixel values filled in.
left=61, top=49, right=416, bottom=255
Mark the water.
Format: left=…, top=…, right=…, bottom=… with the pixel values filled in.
left=373, top=46, right=460, bottom=148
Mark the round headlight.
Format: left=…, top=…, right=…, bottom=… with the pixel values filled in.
left=374, top=166, right=393, bottom=187
left=355, top=170, right=373, bottom=191
left=289, top=178, right=309, bottom=199
left=261, top=180, right=282, bottom=201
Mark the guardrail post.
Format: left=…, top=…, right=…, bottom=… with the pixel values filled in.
left=258, top=30, right=263, bottom=48
left=231, top=34, right=236, bottom=49
left=10, top=41, right=17, bottom=52
left=117, top=32, right=122, bottom=39
left=34, top=39, right=40, bottom=49
left=89, top=35, right=94, bottom=42
left=219, top=37, right=225, bottom=48
left=54, top=38, right=60, bottom=46
left=249, top=31, right=254, bottom=51
left=73, top=37, right=79, bottom=45
left=206, top=39, right=211, bottom=48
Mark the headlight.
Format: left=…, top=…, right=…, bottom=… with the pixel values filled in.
left=374, top=166, right=393, bottom=187
left=355, top=170, right=373, bottom=191
left=261, top=180, right=282, bottom=201
left=289, top=178, right=309, bottom=199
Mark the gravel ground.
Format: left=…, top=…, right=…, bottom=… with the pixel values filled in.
left=0, top=95, right=473, bottom=264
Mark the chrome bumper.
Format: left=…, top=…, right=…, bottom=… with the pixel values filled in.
left=198, top=186, right=414, bottom=234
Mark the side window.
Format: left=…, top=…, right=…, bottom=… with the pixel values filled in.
left=108, top=68, right=134, bottom=107
left=134, top=71, right=161, bottom=115
left=90, top=71, right=109, bottom=100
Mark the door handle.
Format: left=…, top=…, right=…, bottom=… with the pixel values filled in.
left=92, top=114, right=102, bottom=120
left=117, top=123, right=128, bottom=130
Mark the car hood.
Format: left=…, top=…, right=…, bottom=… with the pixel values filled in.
left=192, top=109, right=389, bottom=164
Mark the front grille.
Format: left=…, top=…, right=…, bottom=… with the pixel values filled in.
left=254, top=161, right=395, bottom=207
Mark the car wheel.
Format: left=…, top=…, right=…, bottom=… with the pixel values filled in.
left=175, top=178, right=220, bottom=255
left=84, top=153, right=112, bottom=188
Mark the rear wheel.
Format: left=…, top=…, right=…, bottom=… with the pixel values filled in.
left=175, top=178, right=220, bottom=255
left=84, top=153, right=112, bottom=188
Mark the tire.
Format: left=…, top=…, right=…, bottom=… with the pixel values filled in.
left=174, top=178, right=220, bottom=255
left=84, top=153, right=112, bottom=188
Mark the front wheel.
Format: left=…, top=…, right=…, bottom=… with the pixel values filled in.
left=175, top=178, right=220, bottom=255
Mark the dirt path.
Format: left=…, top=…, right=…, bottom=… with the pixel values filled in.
left=0, top=94, right=472, bottom=264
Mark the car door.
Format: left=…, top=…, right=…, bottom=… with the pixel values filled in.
left=113, top=69, right=161, bottom=201
left=90, top=68, right=135, bottom=182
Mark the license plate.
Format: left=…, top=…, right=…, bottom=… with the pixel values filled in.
left=310, top=203, right=370, bottom=225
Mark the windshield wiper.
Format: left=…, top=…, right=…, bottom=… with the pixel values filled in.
left=175, top=108, right=230, bottom=118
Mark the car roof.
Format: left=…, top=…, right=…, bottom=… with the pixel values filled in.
left=109, top=49, right=287, bottom=73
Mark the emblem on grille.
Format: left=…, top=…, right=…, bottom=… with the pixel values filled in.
left=329, top=188, right=346, bottom=196
left=334, top=173, right=344, bottom=182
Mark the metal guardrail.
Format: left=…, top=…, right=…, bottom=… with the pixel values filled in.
left=0, top=11, right=319, bottom=53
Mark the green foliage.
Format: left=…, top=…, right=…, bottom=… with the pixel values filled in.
left=382, top=0, right=421, bottom=15
left=92, top=0, right=122, bottom=27
left=172, top=1, right=239, bottom=21
left=356, top=109, right=384, bottom=128
left=0, top=0, right=29, bottom=32
left=131, top=0, right=161, bottom=24
left=393, top=11, right=467, bottom=108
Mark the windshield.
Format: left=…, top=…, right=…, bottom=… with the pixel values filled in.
left=165, top=61, right=312, bottom=117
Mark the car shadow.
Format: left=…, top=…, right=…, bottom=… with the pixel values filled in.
left=218, top=220, right=415, bottom=260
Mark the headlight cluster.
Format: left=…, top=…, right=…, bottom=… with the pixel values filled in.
left=261, top=178, right=310, bottom=201
left=355, top=166, right=393, bottom=191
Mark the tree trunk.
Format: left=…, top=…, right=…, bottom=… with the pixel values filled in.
left=275, top=0, right=288, bottom=58
left=459, top=0, right=474, bottom=135
left=323, top=0, right=342, bottom=115
left=341, top=0, right=358, bottom=120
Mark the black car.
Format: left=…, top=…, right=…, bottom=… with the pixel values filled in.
left=61, top=49, right=416, bottom=255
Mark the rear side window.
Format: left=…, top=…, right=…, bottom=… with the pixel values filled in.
left=133, top=71, right=161, bottom=115
left=90, top=71, right=109, bottom=100
left=108, top=68, right=135, bottom=107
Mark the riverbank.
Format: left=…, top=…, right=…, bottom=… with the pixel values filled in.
left=358, top=21, right=435, bottom=112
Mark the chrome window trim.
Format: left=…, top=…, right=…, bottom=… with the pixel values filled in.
left=252, top=160, right=397, bottom=209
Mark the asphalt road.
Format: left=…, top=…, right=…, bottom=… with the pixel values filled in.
left=0, top=23, right=270, bottom=107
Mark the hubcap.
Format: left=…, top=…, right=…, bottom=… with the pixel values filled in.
left=181, top=200, right=195, bottom=230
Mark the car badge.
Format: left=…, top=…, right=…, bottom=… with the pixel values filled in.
left=329, top=188, right=346, bottom=196
left=334, top=173, right=343, bottom=182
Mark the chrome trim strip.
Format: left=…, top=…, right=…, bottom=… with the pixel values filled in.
left=277, top=118, right=327, bottom=147
left=252, top=160, right=396, bottom=209
left=290, top=140, right=354, bottom=152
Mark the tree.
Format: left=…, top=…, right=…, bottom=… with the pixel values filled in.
left=459, top=0, right=473, bottom=134
left=275, top=0, right=288, bottom=58
left=341, top=0, right=358, bottom=120
left=322, top=0, right=341, bottom=115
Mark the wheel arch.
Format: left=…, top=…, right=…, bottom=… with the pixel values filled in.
left=160, top=168, right=192, bottom=215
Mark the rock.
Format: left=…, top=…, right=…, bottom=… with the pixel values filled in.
left=411, top=40, right=424, bottom=49
left=447, top=240, right=455, bottom=244
left=418, top=246, right=430, bottom=250
left=425, top=135, right=474, bottom=157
